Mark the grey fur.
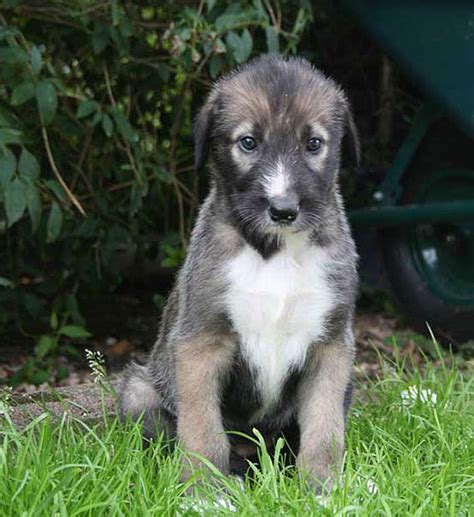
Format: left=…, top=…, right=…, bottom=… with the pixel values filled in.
left=120, top=54, right=359, bottom=487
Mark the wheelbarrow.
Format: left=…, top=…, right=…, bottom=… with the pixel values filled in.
left=342, top=1, right=474, bottom=342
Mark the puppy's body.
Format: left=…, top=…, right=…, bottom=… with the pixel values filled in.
left=121, top=55, right=358, bottom=486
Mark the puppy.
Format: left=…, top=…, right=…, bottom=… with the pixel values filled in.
left=120, top=54, right=359, bottom=488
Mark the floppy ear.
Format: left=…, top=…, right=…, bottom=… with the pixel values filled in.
left=193, top=93, right=216, bottom=169
left=344, top=101, right=361, bottom=167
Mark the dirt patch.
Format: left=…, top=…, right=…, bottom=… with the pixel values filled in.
left=0, top=310, right=456, bottom=395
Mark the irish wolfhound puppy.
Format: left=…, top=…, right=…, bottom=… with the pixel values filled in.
left=120, top=54, right=359, bottom=488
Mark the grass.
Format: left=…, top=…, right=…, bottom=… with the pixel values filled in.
left=0, top=344, right=473, bottom=516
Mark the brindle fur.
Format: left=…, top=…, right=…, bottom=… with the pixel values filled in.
left=120, top=54, right=359, bottom=488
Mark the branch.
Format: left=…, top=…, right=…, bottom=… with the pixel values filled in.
left=41, top=127, right=86, bottom=217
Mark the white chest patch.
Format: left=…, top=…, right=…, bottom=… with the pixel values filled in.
left=224, top=234, right=334, bottom=415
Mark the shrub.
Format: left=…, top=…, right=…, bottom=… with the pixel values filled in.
left=0, top=1, right=312, bottom=379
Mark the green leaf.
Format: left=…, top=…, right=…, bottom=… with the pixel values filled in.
left=0, top=148, right=16, bottom=190
left=206, top=0, right=217, bottom=12
left=112, top=110, right=137, bottom=142
left=265, top=26, right=279, bottom=53
left=0, top=46, right=28, bottom=64
left=0, top=106, right=20, bottom=128
left=25, top=180, right=42, bottom=232
left=47, top=202, right=63, bottom=243
left=21, top=292, right=43, bottom=318
left=226, top=30, right=252, bottom=64
left=240, top=29, right=253, bottom=62
left=215, top=13, right=240, bottom=33
left=91, top=111, right=103, bottom=126
left=0, top=128, right=24, bottom=145
left=59, top=325, right=92, bottom=339
left=5, top=177, right=27, bottom=227
left=36, top=335, right=55, bottom=359
left=157, top=63, right=170, bottom=83
left=44, top=179, right=67, bottom=202
left=111, top=0, right=121, bottom=25
left=31, top=369, right=51, bottom=385
left=92, top=22, right=110, bottom=54
left=77, top=100, right=98, bottom=119
left=30, top=45, right=42, bottom=75
left=36, top=80, right=58, bottom=126
left=214, top=38, right=226, bottom=54
left=18, top=148, right=40, bottom=182
left=50, top=312, right=58, bottom=330
left=10, top=81, right=35, bottom=106
left=101, top=113, right=114, bottom=137
left=209, top=55, right=224, bottom=79
left=0, top=277, right=14, bottom=288
left=226, top=32, right=241, bottom=61
left=215, top=10, right=261, bottom=33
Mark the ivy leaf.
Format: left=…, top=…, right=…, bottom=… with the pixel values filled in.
left=101, top=113, right=114, bottom=137
left=10, top=81, right=35, bottom=106
left=59, top=325, right=91, bottom=339
left=25, top=180, right=42, bottom=232
left=0, top=148, right=16, bottom=190
left=77, top=100, right=98, bottom=119
left=265, top=26, right=280, bottom=53
left=47, top=202, right=63, bottom=243
left=36, top=79, right=58, bottom=126
left=5, top=177, right=27, bottom=227
left=18, top=148, right=40, bottom=182
left=30, top=45, right=42, bottom=75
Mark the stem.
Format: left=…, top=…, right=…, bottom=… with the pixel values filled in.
left=42, top=127, right=86, bottom=217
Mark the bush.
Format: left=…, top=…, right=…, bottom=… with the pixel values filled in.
left=0, top=1, right=312, bottom=379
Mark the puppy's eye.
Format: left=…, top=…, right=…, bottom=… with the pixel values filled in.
left=306, top=137, right=322, bottom=153
left=239, top=136, right=257, bottom=152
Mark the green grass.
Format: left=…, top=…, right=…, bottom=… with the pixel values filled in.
left=1, top=348, right=473, bottom=516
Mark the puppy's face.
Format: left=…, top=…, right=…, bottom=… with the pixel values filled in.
left=195, top=55, right=359, bottom=237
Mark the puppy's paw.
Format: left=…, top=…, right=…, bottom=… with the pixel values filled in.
left=296, top=449, right=342, bottom=494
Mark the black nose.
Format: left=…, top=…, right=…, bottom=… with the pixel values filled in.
left=268, top=198, right=300, bottom=223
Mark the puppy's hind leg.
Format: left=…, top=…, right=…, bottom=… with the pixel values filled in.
left=119, top=362, right=174, bottom=442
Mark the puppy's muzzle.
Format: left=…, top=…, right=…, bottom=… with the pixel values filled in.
left=268, top=196, right=300, bottom=224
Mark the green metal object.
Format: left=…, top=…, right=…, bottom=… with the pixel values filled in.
left=341, top=0, right=474, bottom=138
left=343, top=2, right=474, bottom=227
left=349, top=201, right=474, bottom=227
left=376, top=104, right=439, bottom=205
left=408, top=170, right=474, bottom=305
left=341, top=1, right=474, bottom=315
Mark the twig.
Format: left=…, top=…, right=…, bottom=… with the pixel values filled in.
left=103, top=63, right=143, bottom=185
left=41, top=127, right=86, bottom=216
left=264, top=0, right=279, bottom=29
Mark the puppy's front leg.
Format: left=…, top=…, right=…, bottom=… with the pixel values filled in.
left=297, top=340, right=354, bottom=488
left=176, top=333, right=234, bottom=476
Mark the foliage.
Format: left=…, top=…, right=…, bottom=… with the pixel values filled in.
left=0, top=1, right=312, bottom=374
left=0, top=348, right=472, bottom=514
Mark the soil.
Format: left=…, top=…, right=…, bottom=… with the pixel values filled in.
left=1, top=307, right=445, bottom=395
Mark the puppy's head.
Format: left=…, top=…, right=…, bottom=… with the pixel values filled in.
left=194, top=54, right=359, bottom=238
